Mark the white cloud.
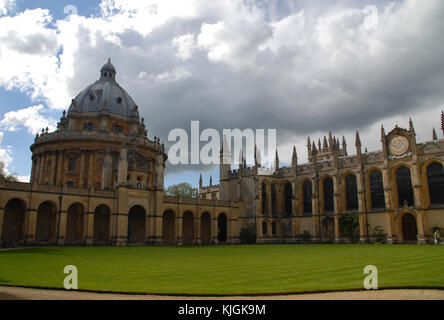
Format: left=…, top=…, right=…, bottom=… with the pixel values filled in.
left=0, top=0, right=14, bottom=16
left=1, top=0, right=444, bottom=177
left=0, top=131, right=13, bottom=173
left=0, top=105, right=56, bottom=134
left=173, top=34, right=197, bottom=61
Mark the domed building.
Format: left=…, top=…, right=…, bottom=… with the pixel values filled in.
left=0, top=59, right=443, bottom=248
left=0, top=60, right=240, bottom=247
left=30, top=58, right=164, bottom=192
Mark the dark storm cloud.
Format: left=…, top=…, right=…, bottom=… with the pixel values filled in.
left=60, top=0, right=444, bottom=175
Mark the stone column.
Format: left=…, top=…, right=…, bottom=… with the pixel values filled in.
left=194, top=211, right=201, bottom=245
left=177, top=212, right=183, bottom=245
left=416, top=210, right=426, bottom=244
left=56, top=211, right=67, bottom=246
left=87, top=151, right=95, bottom=188
left=382, top=169, right=393, bottom=210
left=267, top=184, right=272, bottom=217
left=79, top=152, right=86, bottom=188
left=37, top=153, right=45, bottom=184
left=385, top=212, right=393, bottom=244
left=86, top=211, right=95, bottom=245
left=49, top=153, right=56, bottom=185
left=212, top=211, right=218, bottom=244
left=334, top=215, right=340, bottom=243
left=411, top=166, right=423, bottom=210
left=56, top=151, right=64, bottom=186
left=25, top=208, right=37, bottom=244
left=359, top=213, right=367, bottom=243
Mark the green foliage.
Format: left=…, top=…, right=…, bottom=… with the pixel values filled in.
left=240, top=224, right=256, bottom=244
left=0, top=160, right=18, bottom=182
left=339, top=212, right=360, bottom=243
left=301, top=230, right=312, bottom=243
left=373, top=225, right=387, bottom=244
left=165, top=182, right=198, bottom=198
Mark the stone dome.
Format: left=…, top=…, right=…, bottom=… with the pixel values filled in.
left=68, top=59, right=139, bottom=119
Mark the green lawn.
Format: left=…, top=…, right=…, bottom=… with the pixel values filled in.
left=0, top=244, right=443, bottom=295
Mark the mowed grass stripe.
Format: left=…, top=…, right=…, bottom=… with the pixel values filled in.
left=0, top=244, right=443, bottom=295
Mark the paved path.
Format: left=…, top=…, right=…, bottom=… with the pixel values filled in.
left=0, top=286, right=443, bottom=300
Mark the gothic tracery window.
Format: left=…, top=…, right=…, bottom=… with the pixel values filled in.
left=427, top=162, right=444, bottom=206
left=261, top=183, right=267, bottom=215
left=302, top=180, right=312, bottom=215
left=323, top=177, right=334, bottom=214
left=396, top=166, right=414, bottom=207
left=345, top=174, right=358, bottom=211
left=284, top=183, right=292, bottom=216
left=369, top=170, right=385, bottom=210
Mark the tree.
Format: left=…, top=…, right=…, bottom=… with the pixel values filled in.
left=165, top=182, right=198, bottom=198
left=0, top=160, right=18, bottom=182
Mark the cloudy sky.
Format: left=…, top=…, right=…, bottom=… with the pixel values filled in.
left=0, top=0, right=443, bottom=188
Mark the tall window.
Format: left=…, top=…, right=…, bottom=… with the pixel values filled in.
left=284, top=183, right=292, bottom=216
left=68, top=157, right=76, bottom=172
left=271, top=184, right=277, bottom=217
left=323, top=177, right=334, bottom=214
left=427, top=162, right=444, bottom=206
left=345, top=174, right=358, bottom=211
left=272, top=222, right=277, bottom=235
left=302, top=181, right=312, bottom=215
left=369, top=170, right=385, bottom=209
left=396, top=166, right=414, bottom=207
left=261, top=183, right=267, bottom=215
left=262, top=221, right=268, bottom=235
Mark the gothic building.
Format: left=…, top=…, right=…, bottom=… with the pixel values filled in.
left=217, top=118, right=444, bottom=244
left=0, top=60, right=443, bottom=247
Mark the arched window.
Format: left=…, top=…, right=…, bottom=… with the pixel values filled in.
left=323, top=177, right=334, bottom=214
left=262, top=221, right=268, bottom=235
left=396, top=166, right=414, bottom=207
left=272, top=222, right=277, bottom=235
left=261, top=183, right=267, bottom=215
left=271, top=184, right=277, bottom=217
left=427, top=162, right=444, bottom=206
left=284, top=183, right=292, bottom=216
left=345, top=174, right=358, bottom=211
left=369, top=170, right=385, bottom=209
left=302, top=180, right=312, bottom=215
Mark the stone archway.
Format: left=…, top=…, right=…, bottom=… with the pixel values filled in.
left=1, top=198, right=26, bottom=246
left=128, top=205, right=146, bottom=244
left=35, top=201, right=57, bottom=243
left=93, top=205, right=110, bottom=243
left=401, top=213, right=417, bottom=242
left=66, top=203, right=85, bottom=244
left=162, top=210, right=176, bottom=245
left=200, top=212, right=211, bottom=244
left=182, top=211, right=194, bottom=245
left=217, top=213, right=227, bottom=243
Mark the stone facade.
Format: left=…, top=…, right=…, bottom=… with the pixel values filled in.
left=0, top=60, right=240, bottom=247
left=1, top=60, right=443, bottom=247
left=218, top=119, right=444, bottom=244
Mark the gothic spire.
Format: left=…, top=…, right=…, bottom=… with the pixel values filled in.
left=381, top=124, right=385, bottom=141
left=409, top=118, right=416, bottom=136
left=433, top=127, right=438, bottom=141
left=275, top=149, right=279, bottom=170
left=355, top=130, right=361, bottom=147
